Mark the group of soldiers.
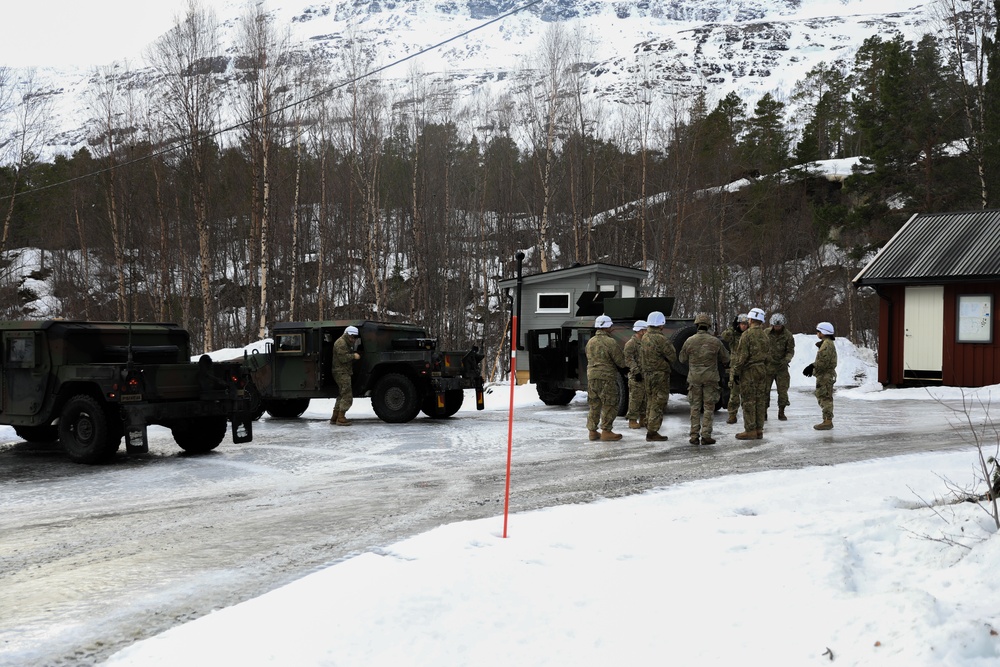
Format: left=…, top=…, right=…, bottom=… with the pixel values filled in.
left=585, top=309, right=839, bottom=445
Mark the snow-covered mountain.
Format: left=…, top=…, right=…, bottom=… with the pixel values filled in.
left=9, top=0, right=937, bottom=157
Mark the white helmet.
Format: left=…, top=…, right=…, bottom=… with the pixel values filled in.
left=647, top=311, right=666, bottom=327
left=748, top=307, right=766, bottom=322
left=770, top=313, right=786, bottom=326
left=345, top=326, right=359, bottom=336
left=817, top=321, right=834, bottom=336
left=632, top=319, right=648, bottom=332
left=594, top=315, right=613, bottom=329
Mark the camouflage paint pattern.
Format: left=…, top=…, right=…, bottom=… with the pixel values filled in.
left=585, top=330, right=626, bottom=431
left=332, top=332, right=356, bottom=413
left=764, top=325, right=795, bottom=409
left=623, top=334, right=646, bottom=422
left=679, top=330, right=730, bottom=437
left=814, top=337, right=838, bottom=420
left=732, top=324, right=770, bottom=432
left=721, top=322, right=744, bottom=414
left=640, top=327, right=678, bottom=434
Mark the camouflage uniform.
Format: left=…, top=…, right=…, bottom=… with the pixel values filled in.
left=813, top=338, right=838, bottom=422
left=732, top=324, right=769, bottom=435
left=764, top=325, right=795, bottom=412
left=585, top=329, right=627, bottom=432
left=640, top=327, right=677, bottom=435
left=679, top=330, right=730, bottom=442
left=332, top=333, right=356, bottom=414
left=624, top=333, right=646, bottom=425
left=721, top=321, right=744, bottom=417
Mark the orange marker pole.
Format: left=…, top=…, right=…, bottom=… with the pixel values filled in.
left=502, top=315, right=517, bottom=538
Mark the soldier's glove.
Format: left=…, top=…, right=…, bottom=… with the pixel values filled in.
left=802, top=363, right=814, bottom=377
left=634, top=373, right=643, bottom=383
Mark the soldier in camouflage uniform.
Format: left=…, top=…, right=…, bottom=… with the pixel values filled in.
left=721, top=314, right=748, bottom=424
left=331, top=326, right=361, bottom=425
left=764, top=313, right=795, bottom=421
left=640, top=310, right=677, bottom=442
left=624, top=319, right=648, bottom=429
left=731, top=308, right=770, bottom=440
left=804, top=321, right=838, bottom=430
left=585, top=315, right=628, bottom=441
left=679, top=313, right=730, bottom=445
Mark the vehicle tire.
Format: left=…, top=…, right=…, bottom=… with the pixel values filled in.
left=668, top=324, right=699, bottom=396
left=246, top=383, right=266, bottom=421
left=536, top=382, right=576, bottom=406
left=263, top=398, right=310, bottom=420
left=421, top=389, right=465, bottom=418
left=172, top=416, right=227, bottom=453
left=58, top=394, right=117, bottom=464
left=372, top=373, right=421, bottom=423
left=14, top=424, right=59, bottom=443
left=616, top=372, right=629, bottom=417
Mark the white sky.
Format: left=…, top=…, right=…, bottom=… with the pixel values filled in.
left=97, top=337, right=1000, bottom=666
left=1, top=1, right=192, bottom=68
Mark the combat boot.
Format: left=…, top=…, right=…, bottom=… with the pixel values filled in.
left=756, top=430, right=763, bottom=438
left=701, top=436, right=716, bottom=445
left=646, top=431, right=668, bottom=442
left=600, top=430, right=623, bottom=441
left=689, top=434, right=700, bottom=445
left=335, top=410, right=352, bottom=426
left=813, top=419, right=833, bottom=430
left=735, top=431, right=757, bottom=440
left=726, top=413, right=737, bottom=424
left=628, top=419, right=641, bottom=429
left=778, top=407, right=787, bottom=421
left=588, top=430, right=600, bottom=441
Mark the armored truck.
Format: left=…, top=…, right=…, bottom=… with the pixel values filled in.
left=525, top=297, right=729, bottom=413
left=245, top=320, right=485, bottom=423
left=0, top=320, right=254, bottom=463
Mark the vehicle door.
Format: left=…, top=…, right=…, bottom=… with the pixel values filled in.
left=1, top=330, right=49, bottom=417
left=527, top=329, right=566, bottom=382
left=271, top=331, right=320, bottom=395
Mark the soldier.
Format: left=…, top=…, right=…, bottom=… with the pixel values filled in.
left=721, top=314, right=748, bottom=424
left=679, top=313, right=730, bottom=445
left=764, top=313, right=795, bottom=421
left=330, top=325, right=361, bottom=425
left=803, top=321, right=838, bottom=430
left=731, top=307, right=769, bottom=440
left=640, top=310, right=677, bottom=442
left=585, top=315, right=628, bottom=441
left=624, top=319, right=648, bottom=429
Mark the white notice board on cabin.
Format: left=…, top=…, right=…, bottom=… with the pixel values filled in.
left=957, top=294, right=993, bottom=343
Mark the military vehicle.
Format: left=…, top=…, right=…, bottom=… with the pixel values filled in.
left=0, top=320, right=254, bottom=463
left=525, top=297, right=730, bottom=413
left=244, top=320, right=485, bottom=423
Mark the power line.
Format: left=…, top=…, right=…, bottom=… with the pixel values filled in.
left=1, top=0, right=542, bottom=202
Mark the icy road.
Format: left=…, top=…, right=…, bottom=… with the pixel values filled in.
left=0, top=386, right=979, bottom=666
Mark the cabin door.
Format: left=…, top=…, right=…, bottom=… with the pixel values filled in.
left=903, top=286, right=944, bottom=382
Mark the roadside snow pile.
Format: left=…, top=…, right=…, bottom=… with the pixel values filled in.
left=789, top=332, right=878, bottom=391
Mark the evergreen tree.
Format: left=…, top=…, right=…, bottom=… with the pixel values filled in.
left=739, top=93, right=790, bottom=175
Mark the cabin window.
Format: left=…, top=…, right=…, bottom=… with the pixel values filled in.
left=536, top=293, right=571, bottom=313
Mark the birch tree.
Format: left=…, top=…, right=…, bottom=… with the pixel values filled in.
left=147, top=0, right=222, bottom=352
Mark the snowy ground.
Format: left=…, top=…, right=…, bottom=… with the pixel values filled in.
left=100, top=336, right=1000, bottom=666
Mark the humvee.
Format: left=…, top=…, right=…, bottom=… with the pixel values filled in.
left=526, top=297, right=730, bottom=413
left=245, top=320, right=485, bottom=423
left=0, top=320, right=254, bottom=463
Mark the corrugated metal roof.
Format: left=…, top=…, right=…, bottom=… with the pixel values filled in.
left=853, top=209, right=1000, bottom=285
